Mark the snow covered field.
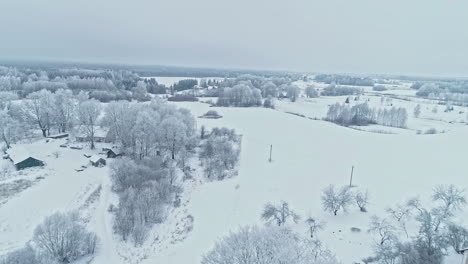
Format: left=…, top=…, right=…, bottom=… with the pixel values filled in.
left=1, top=87, right=468, bottom=263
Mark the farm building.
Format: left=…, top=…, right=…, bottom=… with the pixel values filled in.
left=6, top=147, right=45, bottom=170
left=74, top=126, right=112, bottom=143
left=105, top=149, right=123, bottom=159
left=89, top=156, right=106, bottom=167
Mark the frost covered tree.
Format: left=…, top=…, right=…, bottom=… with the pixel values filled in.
left=33, top=211, right=97, bottom=263
left=446, top=224, right=468, bottom=254
left=287, top=84, right=300, bottom=102
left=77, top=99, right=102, bottom=149
left=201, top=225, right=339, bottom=264
left=261, top=201, right=300, bottom=226
left=131, top=81, right=149, bottom=102
left=413, top=104, right=421, bottom=118
left=305, top=85, right=318, bottom=98
left=355, top=189, right=370, bottom=212
left=199, top=128, right=240, bottom=180
left=0, top=110, right=23, bottom=149
left=305, top=217, right=325, bottom=238
left=321, top=185, right=352, bottom=215
left=368, top=216, right=396, bottom=246
left=23, top=89, right=56, bottom=137
left=0, top=244, right=39, bottom=264
left=53, top=89, right=75, bottom=133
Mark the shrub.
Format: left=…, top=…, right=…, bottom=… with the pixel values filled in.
left=33, top=211, right=97, bottom=263
left=373, top=85, right=387, bottom=91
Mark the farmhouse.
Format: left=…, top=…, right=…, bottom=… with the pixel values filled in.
left=6, top=147, right=45, bottom=170
left=74, top=126, right=112, bottom=143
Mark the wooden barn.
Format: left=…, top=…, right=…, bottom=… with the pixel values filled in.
left=14, top=157, right=45, bottom=170
left=6, top=148, right=45, bottom=170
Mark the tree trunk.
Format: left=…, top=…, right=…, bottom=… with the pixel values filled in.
left=41, top=129, right=47, bottom=137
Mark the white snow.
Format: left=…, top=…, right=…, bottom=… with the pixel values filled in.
left=1, top=87, right=468, bottom=264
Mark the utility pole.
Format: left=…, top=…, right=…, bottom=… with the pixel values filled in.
left=269, top=144, right=273, bottom=162
left=349, top=165, right=354, bottom=187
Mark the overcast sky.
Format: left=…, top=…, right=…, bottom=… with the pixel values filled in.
left=1, top=0, right=467, bottom=76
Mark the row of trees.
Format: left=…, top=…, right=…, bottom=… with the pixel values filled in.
left=216, top=84, right=262, bottom=107
left=102, top=99, right=197, bottom=162
left=321, top=84, right=363, bottom=96
left=325, top=102, right=408, bottom=128
left=111, top=158, right=179, bottom=245
left=315, top=74, right=374, bottom=86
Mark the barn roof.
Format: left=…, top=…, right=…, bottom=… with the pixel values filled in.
left=89, top=155, right=105, bottom=163
left=6, top=146, right=43, bottom=165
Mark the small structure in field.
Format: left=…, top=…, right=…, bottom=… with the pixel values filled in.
left=89, top=156, right=106, bottom=167
left=199, top=110, right=223, bottom=119
left=47, top=133, right=69, bottom=139
left=104, top=149, right=123, bottom=159
left=6, top=147, right=45, bottom=170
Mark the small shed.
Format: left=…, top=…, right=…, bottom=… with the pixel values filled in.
left=89, top=156, right=106, bottom=167
left=106, top=149, right=123, bottom=159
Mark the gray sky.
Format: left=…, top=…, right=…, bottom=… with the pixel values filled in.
left=1, top=0, right=467, bottom=76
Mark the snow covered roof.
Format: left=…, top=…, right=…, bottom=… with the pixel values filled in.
left=89, top=155, right=105, bottom=163
left=6, top=146, right=43, bottom=164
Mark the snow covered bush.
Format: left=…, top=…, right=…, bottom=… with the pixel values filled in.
left=216, top=84, right=262, bottom=107
left=0, top=245, right=40, bottom=264
left=305, top=85, right=318, bottom=98
left=111, top=158, right=178, bottom=245
left=325, top=102, right=375, bottom=126
left=201, top=225, right=339, bottom=264
left=261, top=201, right=300, bottom=226
left=321, top=84, right=362, bottom=96
left=321, top=185, right=352, bottom=215
left=355, top=189, right=370, bottom=212
left=305, top=217, right=325, bottom=238
left=199, top=127, right=241, bottom=180
left=33, top=211, right=97, bottom=263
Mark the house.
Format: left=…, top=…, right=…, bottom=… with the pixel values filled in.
left=89, top=156, right=106, bottom=167
left=74, top=126, right=112, bottom=143
left=459, top=248, right=468, bottom=264
left=6, top=147, right=45, bottom=170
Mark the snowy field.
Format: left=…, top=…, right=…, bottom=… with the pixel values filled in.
left=1, top=85, right=468, bottom=264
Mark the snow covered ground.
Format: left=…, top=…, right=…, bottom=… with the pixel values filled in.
left=1, top=87, right=468, bottom=263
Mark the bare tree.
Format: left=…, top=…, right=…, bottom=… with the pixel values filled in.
left=446, top=223, right=468, bottom=254
left=77, top=99, right=102, bottom=149
left=261, top=201, right=300, bottom=226
left=368, top=216, right=396, bottom=246
left=321, top=185, right=352, bottom=215
left=33, top=211, right=97, bottom=263
left=305, top=217, right=325, bottom=238
left=355, top=189, right=370, bottom=212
